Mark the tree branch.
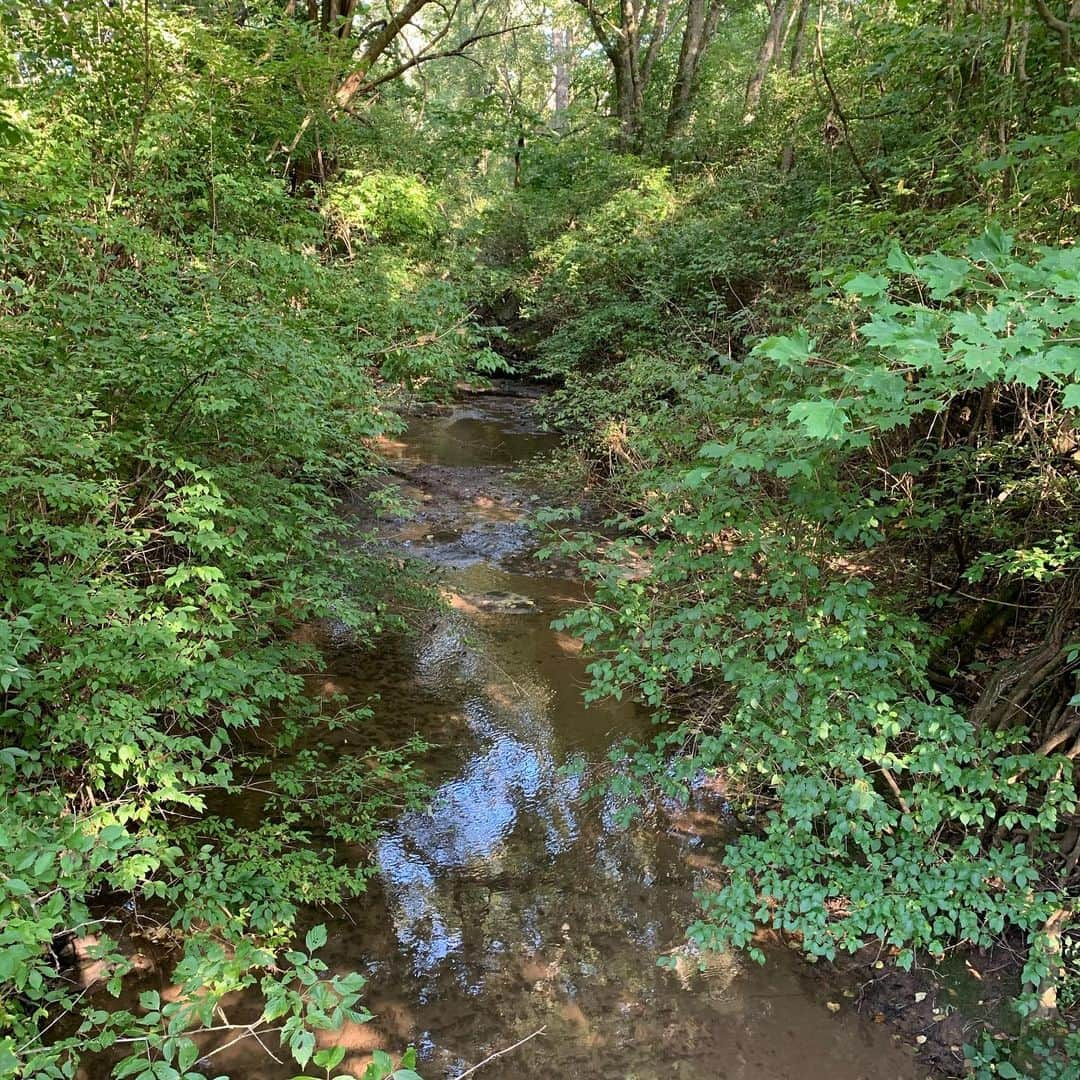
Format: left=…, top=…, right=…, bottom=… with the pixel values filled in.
left=812, top=19, right=884, bottom=199
left=1033, top=0, right=1071, bottom=35
left=451, top=1028, right=547, bottom=1080
left=359, top=22, right=538, bottom=93
left=573, top=0, right=616, bottom=58
left=335, top=0, right=435, bottom=108
left=641, top=0, right=673, bottom=89
left=1032, top=0, right=1075, bottom=88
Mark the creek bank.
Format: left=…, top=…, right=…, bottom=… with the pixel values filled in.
left=81, top=385, right=929, bottom=1079
left=814, top=938, right=1025, bottom=1077
left=456, top=380, right=1018, bottom=1078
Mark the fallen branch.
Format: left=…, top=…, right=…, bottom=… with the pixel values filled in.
left=879, top=766, right=911, bottom=815
left=451, top=1026, right=546, bottom=1080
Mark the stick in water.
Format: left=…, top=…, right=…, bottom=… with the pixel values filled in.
left=451, top=1026, right=547, bottom=1080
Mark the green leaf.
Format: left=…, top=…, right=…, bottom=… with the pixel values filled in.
left=966, top=224, right=1013, bottom=265
left=0, top=1040, right=18, bottom=1077
left=314, top=1046, right=347, bottom=1070
left=886, top=244, right=917, bottom=275
left=683, top=466, right=715, bottom=488
left=305, top=924, right=328, bottom=952
left=290, top=1029, right=316, bottom=1069
left=758, top=330, right=816, bottom=366
left=774, top=457, right=813, bottom=478
left=844, top=272, right=889, bottom=299
left=176, top=1039, right=200, bottom=1074
left=918, top=252, right=970, bottom=299
left=787, top=400, right=850, bottom=440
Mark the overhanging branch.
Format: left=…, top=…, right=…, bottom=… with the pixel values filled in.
left=344, top=21, right=537, bottom=97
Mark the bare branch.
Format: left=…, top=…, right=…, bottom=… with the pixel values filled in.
left=335, top=0, right=434, bottom=108
left=1033, top=0, right=1071, bottom=35
left=811, top=16, right=884, bottom=199
left=1032, top=0, right=1075, bottom=87
left=359, top=22, right=538, bottom=94
left=452, top=1028, right=547, bottom=1080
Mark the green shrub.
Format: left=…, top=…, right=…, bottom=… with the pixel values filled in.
left=324, top=169, right=441, bottom=245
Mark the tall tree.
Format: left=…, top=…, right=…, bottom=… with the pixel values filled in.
left=779, top=0, right=811, bottom=172
left=663, top=0, right=724, bottom=150
left=743, top=0, right=790, bottom=122
left=573, top=0, right=674, bottom=149
left=552, top=25, right=574, bottom=129
left=285, top=0, right=530, bottom=111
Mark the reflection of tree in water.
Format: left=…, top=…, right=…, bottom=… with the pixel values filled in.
left=348, top=401, right=917, bottom=1080
left=375, top=582, right=714, bottom=997
left=375, top=667, right=582, bottom=983
left=404, top=411, right=560, bottom=470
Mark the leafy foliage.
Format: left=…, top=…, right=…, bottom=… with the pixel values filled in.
left=0, top=1, right=494, bottom=1075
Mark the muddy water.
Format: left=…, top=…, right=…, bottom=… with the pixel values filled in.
left=211, top=392, right=925, bottom=1080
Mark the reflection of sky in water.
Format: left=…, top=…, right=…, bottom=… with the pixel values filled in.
left=370, top=584, right=713, bottom=998
left=375, top=686, right=582, bottom=979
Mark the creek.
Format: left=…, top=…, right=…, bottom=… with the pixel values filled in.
left=172, top=389, right=924, bottom=1079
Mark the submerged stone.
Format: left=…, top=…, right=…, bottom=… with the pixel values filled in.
left=470, top=590, right=538, bottom=614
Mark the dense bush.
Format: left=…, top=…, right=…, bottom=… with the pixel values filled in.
left=0, top=3, right=485, bottom=1076
left=494, top=6, right=1080, bottom=1075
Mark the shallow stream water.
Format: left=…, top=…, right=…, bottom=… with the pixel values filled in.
left=163, top=391, right=925, bottom=1079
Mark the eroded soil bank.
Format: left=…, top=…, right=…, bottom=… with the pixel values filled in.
left=101, top=388, right=933, bottom=1079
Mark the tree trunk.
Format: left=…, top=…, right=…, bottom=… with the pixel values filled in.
left=663, top=0, right=722, bottom=151
left=1030, top=908, right=1071, bottom=1021
left=621, top=0, right=646, bottom=146
left=744, top=0, right=791, bottom=123
left=780, top=0, right=812, bottom=173
left=970, top=573, right=1080, bottom=734
left=552, top=27, right=572, bottom=130
left=513, top=132, right=525, bottom=188
left=641, top=0, right=674, bottom=92
left=811, top=13, right=884, bottom=199
left=329, top=0, right=359, bottom=37
left=613, top=39, right=641, bottom=149
left=574, top=0, right=668, bottom=152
